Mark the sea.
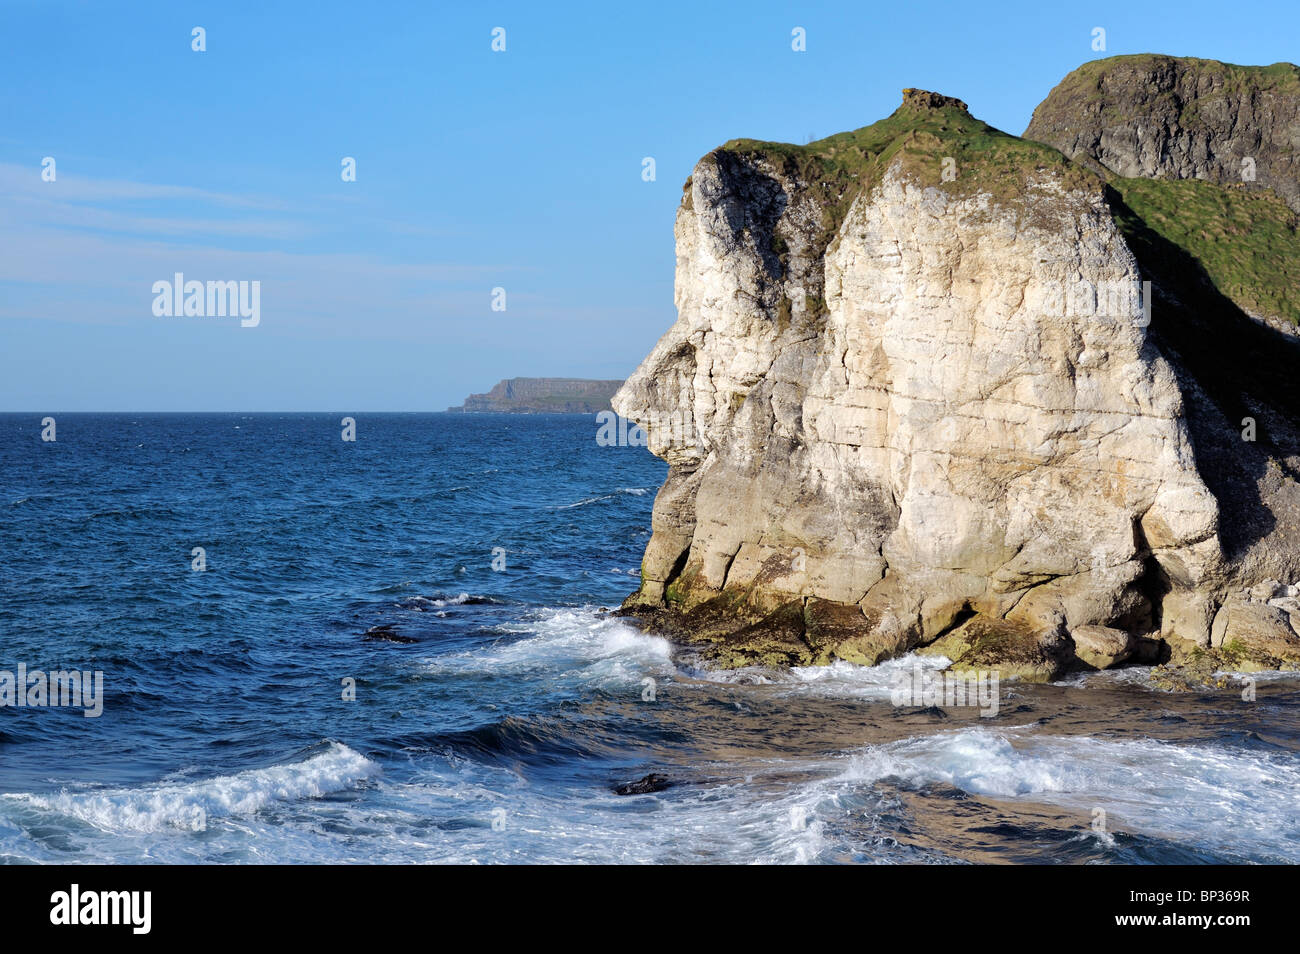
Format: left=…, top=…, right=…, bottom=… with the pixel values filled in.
left=1, top=412, right=1298, bottom=864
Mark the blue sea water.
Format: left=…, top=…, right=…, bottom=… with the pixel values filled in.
left=2, top=412, right=1299, bottom=864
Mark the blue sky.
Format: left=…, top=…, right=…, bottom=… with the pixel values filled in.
left=2, top=0, right=1296, bottom=410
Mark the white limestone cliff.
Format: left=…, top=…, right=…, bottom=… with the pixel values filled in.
left=614, top=89, right=1300, bottom=677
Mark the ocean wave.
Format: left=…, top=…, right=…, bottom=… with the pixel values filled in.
left=838, top=727, right=1300, bottom=861
left=681, top=653, right=952, bottom=700
left=411, top=592, right=472, bottom=608
left=1060, top=664, right=1300, bottom=691
left=418, top=608, right=674, bottom=688
left=404, top=593, right=500, bottom=610
left=394, top=714, right=618, bottom=764
left=550, top=487, right=651, bottom=510
left=9, top=741, right=378, bottom=834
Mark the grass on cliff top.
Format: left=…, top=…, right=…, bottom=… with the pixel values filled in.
left=709, top=82, right=1300, bottom=328
left=1110, top=175, right=1300, bottom=324
left=1054, top=53, right=1300, bottom=92
left=714, top=94, right=1100, bottom=252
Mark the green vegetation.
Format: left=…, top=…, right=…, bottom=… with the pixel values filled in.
left=699, top=83, right=1298, bottom=328
left=452, top=377, right=623, bottom=413
left=1110, top=175, right=1300, bottom=324
left=1052, top=54, right=1300, bottom=100
left=1038, top=55, right=1300, bottom=128
left=715, top=91, right=1099, bottom=257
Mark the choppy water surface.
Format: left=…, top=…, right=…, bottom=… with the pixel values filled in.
left=1, top=413, right=1297, bottom=864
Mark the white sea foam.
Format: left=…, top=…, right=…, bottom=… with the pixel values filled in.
left=410, top=592, right=474, bottom=608
left=838, top=727, right=1300, bottom=861
left=1060, top=664, right=1300, bottom=690
left=682, top=653, right=952, bottom=701
left=12, top=742, right=378, bottom=834
left=6, top=597, right=1296, bottom=865
left=418, top=608, right=674, bottom=689
left=551, top=487, right=650, bottom=510
left=5, top=716, right=1294, bottom=864
left=358, top=752, right=923, bottom=865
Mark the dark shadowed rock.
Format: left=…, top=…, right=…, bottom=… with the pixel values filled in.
left=363, top=624, right=416, bottom=644
left=1025, top=54, right=1300, bottom=214
left=613, top=773, right=674, bottom=796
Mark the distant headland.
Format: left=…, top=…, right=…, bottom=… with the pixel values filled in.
left=448, top=377, right=624, bottom=413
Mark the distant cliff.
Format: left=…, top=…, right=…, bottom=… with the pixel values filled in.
left=448, top=378, right=624, bottom=413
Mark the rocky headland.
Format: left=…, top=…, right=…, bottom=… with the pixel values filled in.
left=613, top=57, right=1300, bottom=684
left=449, top=377, right=623, bottom=413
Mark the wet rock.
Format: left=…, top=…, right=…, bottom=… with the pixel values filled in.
left=1209, top=601, right=1300, bottom=669
left=1070, top=625, right=1137, bottom=670
left=613, top=773, right=674, bottom=796
left=701, top=600, right=818, bottom=669
left=363, top=624, right=416, bottom=644
left=1148, top=653, right=1238, bottom=692
left=1130, top=634, right=1168, bottom=665
left=919, top=615, right=1072, bottom=683
left=1152, top=614, right=1300, bottom=690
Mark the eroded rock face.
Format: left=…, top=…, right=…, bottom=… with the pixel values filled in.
left=1024, top=54, right=1300, bottom=214
left=1070, top=625, right=1138, bottom=670
left=616, top=83, right=1300, bottom=676
left=1207, top=584, right=1300, bottom=668
left=918, top=616, right=1073, bottom=684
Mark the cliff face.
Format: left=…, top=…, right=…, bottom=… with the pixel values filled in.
left=1024, top=55, right=1300, bottom=335
left=451, top=378, right=623, bottom=413
left=1024, top=55, right=1300, bottom=214
left=615, top=76, right=1300, bottom=679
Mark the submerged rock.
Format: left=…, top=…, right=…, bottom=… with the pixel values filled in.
left=613, top=773, right=674, bottom=796
left=615, top=59, right=1300, bottom=680
left=363, top=624, right=416, bottom=644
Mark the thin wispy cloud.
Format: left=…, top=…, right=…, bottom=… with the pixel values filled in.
left=0, top=164, right=522, bottom=338
left=2, top=196, right=314, bottom=240
left=0, top=162, right=289, bottom=209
